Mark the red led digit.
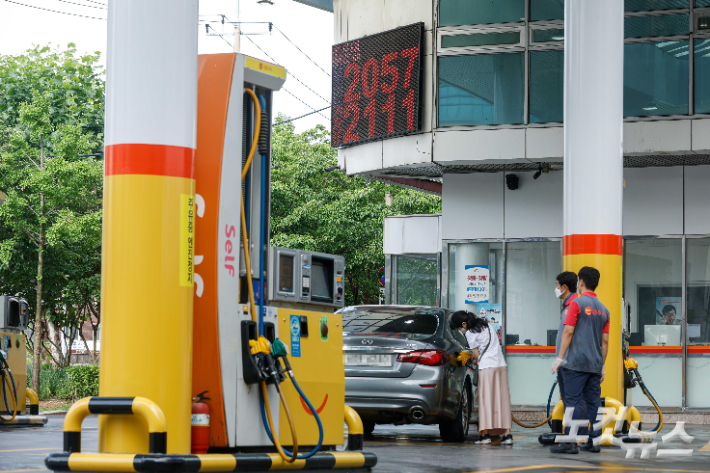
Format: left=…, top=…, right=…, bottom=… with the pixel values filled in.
left=401, top=46, right=419, bottom=90
left=382, top=94, right=395, bottom=135
left=344, top=102, right=360, bottom=143
left=381, top=52, right=399, bottom=94
left=344, top=63, right=361, bottom=102
left=364, top=98, right=377, bottom=138
left=361, top=58, right=380, bottom=99
left=402, top=88, right=416, bottom=130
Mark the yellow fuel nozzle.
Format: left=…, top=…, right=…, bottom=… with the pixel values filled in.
left=624, top=357, right=638, bottom=370
left=456, top=351, right=473, bottom=367
left=250, top=336, right=273, bottom=356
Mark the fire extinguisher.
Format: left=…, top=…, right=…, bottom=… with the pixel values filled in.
left=191, top=391, right=211, bottom=454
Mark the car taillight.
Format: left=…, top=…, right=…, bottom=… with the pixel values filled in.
left=397, top=350, right=449, bottom=366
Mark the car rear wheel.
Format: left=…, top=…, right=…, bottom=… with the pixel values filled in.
left=363, top=420, right=375, bottom=435
left=439, top=382, right=471, bottom=443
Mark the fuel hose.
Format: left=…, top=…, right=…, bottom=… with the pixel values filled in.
left=511, top=381, right=557, bottom=428
left=242, top=88, right=299, bottom=463
left=0, top=353, right=18, bottom=422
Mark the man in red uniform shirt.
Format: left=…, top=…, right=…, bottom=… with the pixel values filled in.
left=551, top=266, right=610, bottom=454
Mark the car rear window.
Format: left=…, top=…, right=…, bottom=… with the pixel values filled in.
left=342, top=309, right=441, bottom=338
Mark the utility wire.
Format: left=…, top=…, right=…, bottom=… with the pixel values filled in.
left=2, top=0, right=106, bottom=19
left=81, top=0, right=105, bottom=5
left=242, top=34, right=331, bottom=106
left=273, top=25, right=331, bottom=78
left=54, top=0, right=106, bottom=9
left=274, top=103, right=338, bottom=126
left=206, top=25, right=330, bottom=122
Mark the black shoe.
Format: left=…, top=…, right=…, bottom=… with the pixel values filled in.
left=474, top=434, right=492, bottom=444
left=550, top=442, right=579, bottom=454
left=580, top=440, right=601, bottom=452
left=501, top=434, right=513, bottom=445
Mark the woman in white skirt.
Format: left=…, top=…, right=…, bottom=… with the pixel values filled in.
left=451, top=311, right=512, bottom=445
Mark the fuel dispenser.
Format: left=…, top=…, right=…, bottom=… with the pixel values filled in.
left=191, top=53, right=359, bottom=460
left=46, top=50, right=375, bottom=472
left=0, top=296, right=44, bottom=426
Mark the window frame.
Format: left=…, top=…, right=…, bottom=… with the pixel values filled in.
left=441, top=238, right=563, bottom=351
left=434, top=0, right=710, bottom=130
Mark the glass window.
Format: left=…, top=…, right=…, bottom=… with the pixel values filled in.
left=698, top=0, right=710, bottom=7
left=686, top=238, right=710, bottom=407
left=447, top=242, right=503, bottom=313
left=625, top=239, right=683, bottom=344
left=696, top=39, right=710, bottom=114
left=624, top=41, right=689, bottom=117
left=439, top=0, right=525, bottom=27
left=530, top=50, right=564, bottom=123
left=442, top=32, right=521, bottom=48
left=625, top=14, right=690, bottom=38
left=505, top=241, right=562, bottom=347
left=341, top=308, right=442, bottom=338
left=624, top=238, right=683, bottom=407
left=439, top=53, right=525, bottom=126
left=531, top=0, right=564, bottom=21
left=625, top=0, right=688, bottom=11
left=532, top=29, right=565, bottom=42
left=393, top=254, right=439, bottom=306
left=686, top=239, right=710, bottom=345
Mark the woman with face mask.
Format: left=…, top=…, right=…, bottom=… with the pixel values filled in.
left=451, top=311, right=512, bottom=445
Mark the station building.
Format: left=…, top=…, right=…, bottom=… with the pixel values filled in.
left=332, top=0, right=710, bottom=409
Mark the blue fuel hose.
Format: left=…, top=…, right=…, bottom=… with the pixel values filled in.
left=547, top=381, right=557, bottom=429
left=1, top=355, right=18, bottom=420
left=259, top=373, right=324, bottom=459
left=257, top=94, right=268, bottom=335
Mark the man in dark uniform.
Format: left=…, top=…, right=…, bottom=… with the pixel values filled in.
left=551, top=266, right=610, bottom=454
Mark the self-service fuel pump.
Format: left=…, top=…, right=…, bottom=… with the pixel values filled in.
left=188, top=53, right=371, bottom=465
left=0, top=296, right=44, bottom=426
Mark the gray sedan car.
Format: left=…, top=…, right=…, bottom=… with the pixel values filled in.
left=339, top=305, right=476, bottom=442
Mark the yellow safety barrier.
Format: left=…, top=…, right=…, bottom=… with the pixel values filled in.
left=344, top=405, right=364, bottom=451
left=64, top=397, right=167, bottom=454
left=45, top=451, right=378, bottom=472
left=25, top=387, right=39, bottom=415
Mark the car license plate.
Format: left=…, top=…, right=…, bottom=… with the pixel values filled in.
left=343, top=353, right=393, bottom=367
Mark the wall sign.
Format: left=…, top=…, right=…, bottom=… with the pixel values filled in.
left=464, top=265, right=490, bottom=304
left=331, top=22, right=424, bottom=148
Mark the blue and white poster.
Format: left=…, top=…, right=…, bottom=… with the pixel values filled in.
left=464, top=265, right=489, bottom=305
left=290, top=315, right=302, bottom=357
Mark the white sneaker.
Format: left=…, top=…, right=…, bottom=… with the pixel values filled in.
left=501, top=434, right=513, bottom=445
left=475, top=434, right=492, bottom=444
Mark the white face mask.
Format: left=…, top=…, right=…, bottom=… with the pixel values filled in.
left=554, top=287, right=563, bottom=299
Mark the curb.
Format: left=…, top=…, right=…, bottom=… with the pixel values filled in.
left=42, top=410, right=69, bottom=416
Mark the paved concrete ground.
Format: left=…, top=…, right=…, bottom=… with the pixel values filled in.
left=4, top=416, right=710, bottom=473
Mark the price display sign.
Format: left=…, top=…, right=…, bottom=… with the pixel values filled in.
left=331, top=23, right=423, bottom=148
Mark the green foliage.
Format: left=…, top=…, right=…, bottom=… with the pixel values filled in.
left=26, top=363, right=99, bottom=400
left=0, top=44, right=105, bottom=367
left=26, top=363, right=73, bottom=400
left=66, top=364, right=100, bottom=399
left=270, top=117, right=441, bottom=305
left=0, top=44, right=104, bottom=136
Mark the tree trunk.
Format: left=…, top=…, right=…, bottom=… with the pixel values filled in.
left=31, top=139, right=45, bottom=394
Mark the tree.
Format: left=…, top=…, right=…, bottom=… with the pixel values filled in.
left=270, top=117, right=441, bottom=306
left=0, top=45, right=104, bottom=388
